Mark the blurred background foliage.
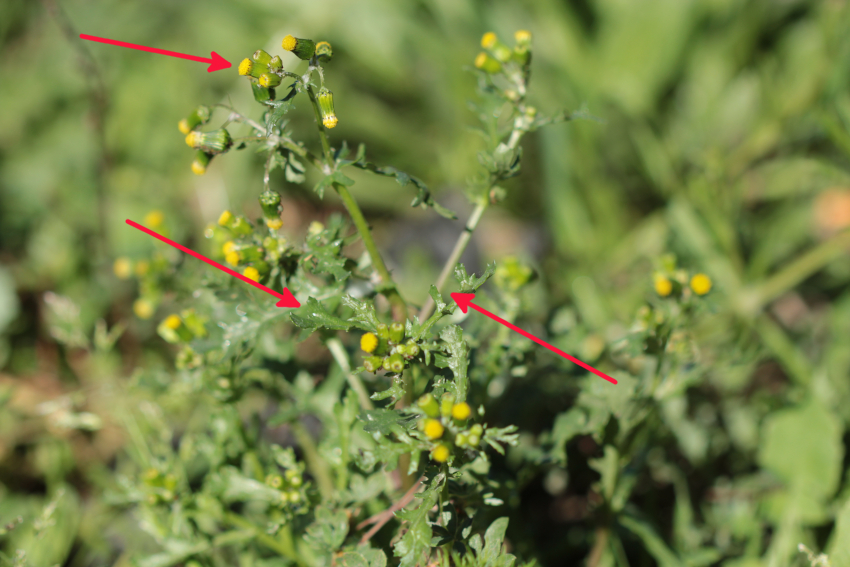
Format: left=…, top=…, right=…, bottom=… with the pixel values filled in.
left=2, top=0, right=850, bottom=565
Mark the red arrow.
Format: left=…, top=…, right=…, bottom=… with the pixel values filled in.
left=451, top=293, right=617, bottom=384
left=127, top=219, right=300, bottom=308
left=81, top=34, right=231, bottom=72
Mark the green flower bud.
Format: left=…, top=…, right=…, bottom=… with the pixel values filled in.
left=395, top=344, right=408, bottom=357
left=455, top=432, right=468, bottom=447
left=468, top=434, right=481, bottom=447
left=405, top=339, right=420, bottom=358
left=286, top=490, right=301, bottom=503
left=251, top=81, right=275, bottom=103
left=237, top=245, right=265, bottom=262
left=315, top=41, right=332, bottom=62
left=269, top=55, right=283, bottom=72
left=286, top=471, right=303, bottom=488
left=363, top=356, right=383, bottom=373
left=229, top=215, right=254, bottom=236
left=259, top=190, right=282, bottom=222
left=383, top=353, right=404, bottom=374
left=389, top=322, right=405, bottom=343
left=178, top=105, right=212, bottom=134
left=258, top=73, right=282, bottom=88
left=417, top=394, right=440, bottom=418
left=470, top=424, right=484, bottom=437
left=191, top=151, right=213, bottom=175
left=474, top=52, right=502, bottom=74
left=185, top=128, right=232, bottom=155
left=253, top=49, right=272, bottom=65
left=316, top=87, right=338, bottom=129
left=440, top=393, right=455, bottom=417
left=266, top=474, right=283, bottom=489
left=376, top=323, right=389, bottom=339
left=282, top=35, right=316, bottom=60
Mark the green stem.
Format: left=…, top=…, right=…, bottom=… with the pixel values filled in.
left=419, top=201, right=488, bottom=320
left=305, top=84, right=408, bottom=320
left=290, top=419, right=335, bottom=500
left=327, top=337, right=374, bottom=410
left=224, top=512, right=304, bottom=565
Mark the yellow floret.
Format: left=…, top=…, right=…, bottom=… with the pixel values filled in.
left=451, top=402, right=472, bottom=421
left=265, top=218, right=283, bottom=230
left=238, top=58, right=253, bottom=76
left=431, top=444, right=450, bottom=463
left=133, top=298, right=154, bottom=320
left=113, top=257, right=132, bottom=279
left=258, top=74, right=273, bottom=87
left=178, top=118, right=191, bottom=135
left=360, top=332, right=378, bottom=353
left=218, top=210, right=233, bottom=227
left=690, top=273, right=712, bottom=296
left=322, top=115, right=338, bottom=129
left=474, top=52, right=488, bottom=69
left=242, top=266, right=260, bottom=282
left=185, top=131, right=202, bottom=148
left=282, top=35, right=297, bottom=51
left=654, top=274, right=673, bottom=297
left=222, top=241, right=236, bottom=255
left=481, top=32, right=497, bottom=49
left=423, top=419, right=444, bottom=440
left=163, top=314, right=181, bottom=330
left=514, top=30, right=532, bottom=43
left=191, top=159, right=206, bottom=175
left=144, top=210, right=164, bottom=229
left=225, top=251, right=241, bottom=266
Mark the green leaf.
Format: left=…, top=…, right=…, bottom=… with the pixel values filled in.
left=828, top=498, right=850, bottom=565
left=757, top=398, right=843, bottom=502
left=454, top=262, right=496, bottom=293
left=341, top=295, right=380, bottom=332
left=314, top=171, right=355, bottom=198
left=394, top=477, right=442, bottom=567
left=305, top=507, right=349, bottom=553
left=482, top=517, right=510, bottom=562
left=136, top=540, right=210, bottom=567
left=435, top=325, right=470, bottom=402
left=290, top=297, right=352, bottom=340
left=348, top=157, right=456, bottom=219
left=548, top=409, right=588, bottom=466
left=285, top=153, right=306, bottom=183
left=360, top=408, right=415, bottom=436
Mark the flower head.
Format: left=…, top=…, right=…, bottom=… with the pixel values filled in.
left=144, top=210, right=164, bottom=229
left=654, top=274, right=673, bottom=297
left=113, top=257, right=132, bottom=279
left=163, top=314, right=182, bottom=330
left=451, top=402, right=472, bottom=421
left=481, top=32, right=497, bottom=49
left=423, top=419, right=444, bottom=439
left=133, top=298, right=155, bottom=320
left=360, top=332, right=378, bottom=353
left=431, top=444, right=450, bottom=463
left=282, top=35, right=316, bottom=60
left=690, top=273, right=712, bottom=295
left=238, top=58, right=253, bottom=76
left=242, top=266, right=261, bottom=282
left=218, top=210, right=234, bottom=227
left=315, top=41, right=332, bottom=62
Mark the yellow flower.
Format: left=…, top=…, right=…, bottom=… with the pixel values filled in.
left=218, top=210, right=233, bottom=227
left=423, top=418, right=444, bottom=440
left=113, top=257, right=132, bottom=279
left=265, top=218, right=283, bottom=230
left=225, top=251, right=241, bottom=266
left=481, top=32, right=497, bottom=49
left=238, top=58, right=253, bottom=76
left=654, top=274, right=673, bottom=297
left=191, top=159, right=206, bottom=175
left=144, top=210, right=164, bottom=229
left=184, top=131, right=202, bottom=149
left=178, top=118, right=191, bottom=135
left=431, top=444, right=450, bottom=463
left=514, top=30, right=532, bottom=43
left=322, top=115, right=338, bottom=129
left=133, top=298, right=154, bottom=320
left=690, top=273, right=712, bottom=296
left=222, top=241, right=236, bottom=256
left=163, top=314, right=182, bottom=330
left=282, top=35, right=297, bottom=51
left=360, top=332, right=378, bottom=353
left=242, top=266, right=260, bottom=282
left=451, top=402, right=471, bottom=421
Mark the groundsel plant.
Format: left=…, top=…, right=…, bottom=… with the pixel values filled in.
left=113, top=30, right=595, bottom=566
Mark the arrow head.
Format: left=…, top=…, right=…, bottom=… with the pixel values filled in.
left=207, top=51, right=231, bottom=72
left=275, top=288, right=301, bottom=308
left=451, top=292, right=475, bottom=314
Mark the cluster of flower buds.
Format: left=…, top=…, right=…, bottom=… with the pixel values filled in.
left=360, top=323, right=421, bottom=374
left=416, top=393, right=484, bottom=463
left=239, top=48, right=285, bottom=103
left=474, top=30, right=532, bottom=75
left=141, top=467, right=178, bottom=505
left=177, top=105, right=231, bottom=175
left=265, top=468, right=307, bottom=509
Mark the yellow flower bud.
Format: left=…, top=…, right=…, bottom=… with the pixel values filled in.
left=654, top=274, right=673, bottom=297
left=225, top=251, right=241, bottom=266
left=423, top=418, right=444, bottom=440
left=431, top=444, right=450, bottom=463
left=451, top=402, right=471, bottom=421
left=238, top=58, right=253, bottom=76
left=282, top=35, right=316, bottom=60
left=690, top=273, right=712, bottom=296
left=133, top=298, right=155, bottom=320
left=360, top=332, right=379, bottom=353
left=222, top=241, right=236, bottom=256
left=144, top=210, right=164, bottom=229
left=178, top=118, right=191, bottom=135
left=191, top=151, right=212, bottom=175
left=218, top=210, right=234, bottom=227
left=163, top=314, right=182, bottom=330
left=481, top=32, right=497, bottom=49
left=242, top=266, right=261, bottom=282
left=113, top=257, right=132, bottom=279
